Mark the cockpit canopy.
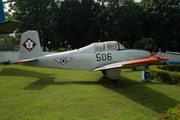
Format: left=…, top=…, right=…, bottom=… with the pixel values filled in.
left=78, top=41, right=126, bottom=53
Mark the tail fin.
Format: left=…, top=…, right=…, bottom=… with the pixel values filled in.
left=0, top=0, right=5, bottom=23
left=19, top=30, right=42, bottom=60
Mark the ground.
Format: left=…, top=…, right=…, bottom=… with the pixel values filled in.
left=0, top=65, right=180, bottom=120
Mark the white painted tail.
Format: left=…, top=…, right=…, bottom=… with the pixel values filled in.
left=19, top=30, right=42, bottom=60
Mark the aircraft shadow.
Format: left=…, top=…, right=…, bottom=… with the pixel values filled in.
left=97, top=76, right=179, bottom=114
left=0, top=68, right=101, bottom=90
left=0, top=68, right=56, bottom=90
left=0, top=68, right=179, bottom=114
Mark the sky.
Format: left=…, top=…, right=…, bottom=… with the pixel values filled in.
left=135, top=0, right=141, bottom=2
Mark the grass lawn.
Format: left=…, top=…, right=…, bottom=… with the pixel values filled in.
left=0, top=65, right=180, bottom=120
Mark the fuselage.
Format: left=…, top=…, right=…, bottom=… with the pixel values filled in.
left=21, top=48, right=150, bottom=71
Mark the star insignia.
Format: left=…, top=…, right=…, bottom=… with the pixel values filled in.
left=22, top=38, right=36, bottom=52
left=54, top=57, right=73, bottom=65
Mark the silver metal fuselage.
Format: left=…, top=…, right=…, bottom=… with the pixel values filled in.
left=21, top=49, right=150, bottom=71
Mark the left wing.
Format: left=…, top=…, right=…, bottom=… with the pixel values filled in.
left=92, top=57, right=169, bottom=71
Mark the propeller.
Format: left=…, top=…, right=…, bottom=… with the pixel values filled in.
left=162, top=57, right=169, bottom=61
left=156, top=56, right=169, bottom=61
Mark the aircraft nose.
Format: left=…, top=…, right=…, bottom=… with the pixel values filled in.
left=136, top=50, right=151, bottom=59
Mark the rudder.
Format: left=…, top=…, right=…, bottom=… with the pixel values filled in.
left=19, top=30, right=42, bottom=60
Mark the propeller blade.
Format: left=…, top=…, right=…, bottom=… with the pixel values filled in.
left=162, top=57, right=169, bottom=61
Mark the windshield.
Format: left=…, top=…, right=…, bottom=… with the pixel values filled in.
left=106, top=41, right=125, bottom=50
left=95, top=42, right=105, bottom=52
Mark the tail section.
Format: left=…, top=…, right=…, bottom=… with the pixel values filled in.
left=0, top=0, right=5, bottom=23
left=0, top=0, right=23, bottom=35
left=19, top=30, right=42, bottom=60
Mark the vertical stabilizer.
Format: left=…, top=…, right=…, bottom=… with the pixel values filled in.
left=20, top=30, right=42, bottom=60
left=0, top=0, right=5, bottom=22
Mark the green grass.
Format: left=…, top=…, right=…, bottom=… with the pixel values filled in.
left=0, top=65, right=180, bottom=120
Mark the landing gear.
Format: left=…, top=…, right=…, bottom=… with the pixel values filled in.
left=106, top=68, right=121, bottom=87
left=111, top=79, right=118, bottom=87
left=132, top=67, right=136, bottom=71
left=101, top=70, right=107, bottom=77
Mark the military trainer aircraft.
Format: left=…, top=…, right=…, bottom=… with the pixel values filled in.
left=12, top=30, right=169, bottom=86
left=0, top=0, right=22, bottom=35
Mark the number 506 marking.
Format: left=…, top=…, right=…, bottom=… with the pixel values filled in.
left=96, top=53, right=112, bottom=61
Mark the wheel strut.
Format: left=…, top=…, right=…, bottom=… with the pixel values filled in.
left=101, top=70, right=107, bottom=77
left=111, top=79, right=118, bottom=86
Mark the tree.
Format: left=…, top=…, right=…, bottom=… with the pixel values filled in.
left=57, top=0, right=101, bottom=49
left=96, top=0, right=143, bottom=48
left=10, top=0, right=60, bottom=51
left=0, top=35, right=20, bottom=51
left=140, top=0, right=180, bottom=52
left=134, top=37, right=158, bottom=52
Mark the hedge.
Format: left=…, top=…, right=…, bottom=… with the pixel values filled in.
left=158, top=104, right=180, bottom=120
left=2, top=61, right=10, bottom=65
left=149, top=65, right=180, bottom=85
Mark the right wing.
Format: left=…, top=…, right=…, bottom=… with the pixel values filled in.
left=92, top=57, right=169, bottom=71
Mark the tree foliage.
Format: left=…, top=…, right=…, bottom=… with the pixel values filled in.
left=134, top=37, right=158, bottom=52
left=9, top=0, right=59, bottom=51
left=0, top=35, right=19, bottom=51
left=140, top=0, right=180, bottom=52
left=2, top=0, right=180, bottom=52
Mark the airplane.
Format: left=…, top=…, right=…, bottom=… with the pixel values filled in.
left=12, top=30, right=169, bottom=86
left=0, top=0, right=22, bottom=35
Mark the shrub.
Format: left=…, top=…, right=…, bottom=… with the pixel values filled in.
left=149, top=65, right=180, bottom=85
left=2, top=61, right=10, bottom=65
left=158, top=104, right=180, bottom=120
left=158, top=65, right=180, bottom=72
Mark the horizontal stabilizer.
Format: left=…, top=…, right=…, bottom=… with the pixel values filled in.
left=0, top=20, right=23, bottom=34
left=10, top=58, right=38, bottom=64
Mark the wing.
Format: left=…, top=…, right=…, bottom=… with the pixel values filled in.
left=92, top=57, right=169, bottom=71
left=0, top=20, right=23, bottom=35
